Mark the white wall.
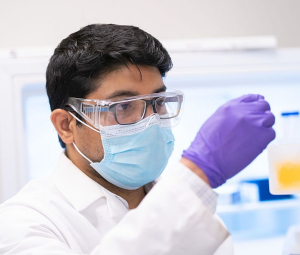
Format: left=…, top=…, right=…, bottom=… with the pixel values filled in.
left=0, top=0, right=300, bottom=49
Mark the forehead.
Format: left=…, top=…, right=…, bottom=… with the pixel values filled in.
left=86, top=64, right=165, bottom=100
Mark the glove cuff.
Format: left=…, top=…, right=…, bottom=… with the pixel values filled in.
left=182, top=150, right=226, bottom=188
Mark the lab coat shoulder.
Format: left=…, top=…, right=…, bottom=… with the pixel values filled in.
left=0, top=178, right=66, bottom=253
left=0, top=177, right=98, bottom=254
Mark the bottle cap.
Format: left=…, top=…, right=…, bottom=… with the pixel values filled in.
left=281, top=111, right=299, bottom=117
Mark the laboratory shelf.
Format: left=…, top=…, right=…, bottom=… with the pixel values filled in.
left=217, top=197, right=300, bottom=213
left=217, top=198, right=300, bottom=241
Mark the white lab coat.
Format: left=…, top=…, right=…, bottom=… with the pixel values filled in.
left=0, top=152, right=233, bottom=255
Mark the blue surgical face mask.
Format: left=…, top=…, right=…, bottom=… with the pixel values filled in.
left=71, top=113, right=175, bottom=190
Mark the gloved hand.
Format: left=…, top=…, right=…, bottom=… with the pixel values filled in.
left=182, top=94, right=276, bottom=188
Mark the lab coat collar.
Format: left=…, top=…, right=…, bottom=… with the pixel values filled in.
left=52, top=152, right=106, bottom=212
left=52, top=152, right=156, bottom=213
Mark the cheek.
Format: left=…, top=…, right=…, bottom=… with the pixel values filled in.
left=77, top=125, right=104, bottom=162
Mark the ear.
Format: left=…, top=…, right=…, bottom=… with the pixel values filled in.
left=50, top=109, right=76, bottom=145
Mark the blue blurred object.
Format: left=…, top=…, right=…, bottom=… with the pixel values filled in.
left=217, top=179, right=299, bottom=240
left=241, top=178, right=294, bottom=202
left=281, top=111, right=299, bottom=117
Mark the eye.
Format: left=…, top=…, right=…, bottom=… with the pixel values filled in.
left=156, top=98, right=165, bottom=106
left=118, top=102, right=131, bottom=111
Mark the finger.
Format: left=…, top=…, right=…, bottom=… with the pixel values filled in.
left=255, top=127, right=276, bottom=151
left=240, top=94, right=265, bottom=103
left=265, top=128, right=276, bottom=143
left=245, top=112, right=275, bottom=127
left=250, top=100, right=271, bottom=112
left=262, top=112, right=276, bottom=127
left=237, top=100, right=271, bottom=113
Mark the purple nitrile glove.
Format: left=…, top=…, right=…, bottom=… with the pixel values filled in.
left=182, top=94, right=276, bottom=188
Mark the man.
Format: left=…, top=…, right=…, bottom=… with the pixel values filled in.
left=0, top=24, right=275, bottom=254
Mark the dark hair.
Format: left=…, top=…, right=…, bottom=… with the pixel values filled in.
left=46, top=24, right=173, bottom=148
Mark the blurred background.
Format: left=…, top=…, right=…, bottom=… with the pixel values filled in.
left=1, top=1, right=300, bottom=254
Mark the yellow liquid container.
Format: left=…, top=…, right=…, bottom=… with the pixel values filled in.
left=268, top=143, right=300, bottom=194
left=268, top=112, right=300, bottom=194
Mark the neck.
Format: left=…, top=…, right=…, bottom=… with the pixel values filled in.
left=112, top=186, right=146, bottom=209
left=66, top=148, right=146, bottom=209
left=86, top=168, right=146, bottom=209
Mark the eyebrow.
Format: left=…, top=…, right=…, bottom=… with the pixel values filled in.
left=106, top=85, right=167, bottom=100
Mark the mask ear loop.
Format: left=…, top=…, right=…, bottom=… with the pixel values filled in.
left=72, top=142, right=93, bottom=164
left=145, top=113, right=160, bottom=128
left=68, top=111, right=98, bottom=164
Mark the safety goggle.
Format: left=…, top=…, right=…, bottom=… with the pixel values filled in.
left=65, top=90, right=184, bottom=128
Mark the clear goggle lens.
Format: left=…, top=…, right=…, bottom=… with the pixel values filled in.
left=66, top=91, right=184, bottom=129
